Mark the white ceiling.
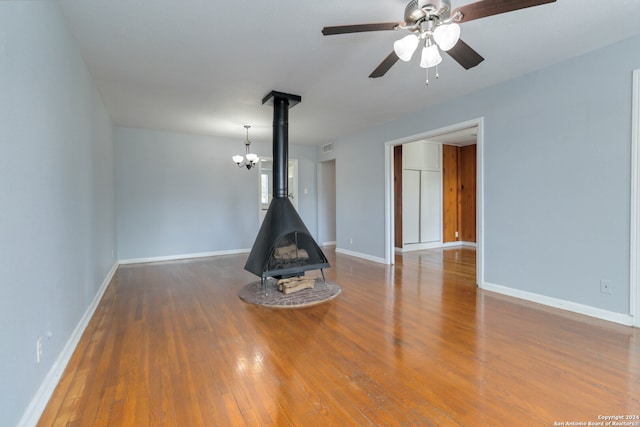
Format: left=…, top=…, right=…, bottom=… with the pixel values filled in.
left=58, top=0, right=640, bottom=146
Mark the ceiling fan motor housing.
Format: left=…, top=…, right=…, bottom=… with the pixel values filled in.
left=406, top=0, right=451, bottom=24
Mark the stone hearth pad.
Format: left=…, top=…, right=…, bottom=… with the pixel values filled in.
left=238, top=277, right=341, bottom=308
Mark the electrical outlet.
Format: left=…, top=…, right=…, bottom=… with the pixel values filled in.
left=36, top=337, right=43, bottom=363
left=349, top=237, right=353, bottom=245
left=600, top=280, right=612, bottom=295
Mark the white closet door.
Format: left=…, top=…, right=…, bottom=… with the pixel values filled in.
left=420, top=170, right=441, bottom=243
left=402, top=169, right=420, bottom=244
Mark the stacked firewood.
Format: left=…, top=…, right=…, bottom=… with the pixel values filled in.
left=276, top=277, right=315, bottom=294
left=273, top=244, right=309, bottom=261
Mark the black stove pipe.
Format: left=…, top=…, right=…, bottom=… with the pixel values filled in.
left=262, top=91, right=302, bottom=199
left=272, top=97, right=289, bottom=199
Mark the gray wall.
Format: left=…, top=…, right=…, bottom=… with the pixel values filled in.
left=331, top=34, right=640, bottom=315
left=2, top=3, right=637, bottom=423
left=0, top=2, right=116, bottom=426
left=115, top=127, right=318, bottom=260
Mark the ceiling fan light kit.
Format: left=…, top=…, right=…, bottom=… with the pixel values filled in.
left=394, top=34, right=420, bottom=62
left=321, top=0, right=557, bottom=84
left=421, top=39, right=442, bottom=68
left=433, top=22, right=461, bottom=51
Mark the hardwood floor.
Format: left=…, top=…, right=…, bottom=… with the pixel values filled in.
left=38, top=247, right=640, bottom=426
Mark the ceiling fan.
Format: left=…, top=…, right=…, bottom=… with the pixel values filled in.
left=322, top=0, right=557, bottom=81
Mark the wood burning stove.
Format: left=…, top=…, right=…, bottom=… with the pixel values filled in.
left=244, top=91, right=330, bottom=293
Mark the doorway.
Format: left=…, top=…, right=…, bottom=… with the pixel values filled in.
left=258, top=158, right=298, bottom=225
left=385, top=118, right=484, bottom=284
left=317, top=160, right=337, bottom=246
left=393, top=130, right=478, bottom=250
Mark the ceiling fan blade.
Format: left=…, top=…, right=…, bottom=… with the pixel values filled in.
left=446, top=39, right=484, bottom=70
left=369, top=51, right=400, bottom=78
left=453, top=0, right=556, bottom=23
left=322, top=22, right=401, bottom=36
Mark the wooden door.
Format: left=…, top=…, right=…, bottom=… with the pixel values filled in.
left=394, top=145, right=403, bottom=248
left=442, top=144, right=476, bottom=243
left=459, top=145, right=476, bottom=243
left=442, top=145, right=458, bottom=243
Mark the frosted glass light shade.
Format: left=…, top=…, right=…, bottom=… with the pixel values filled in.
left=246, top=153, right=258, bottom=163
left=232, top=155, right=244, bottom=164
left=393, top=34, right=420, bottom=62
left=420, top=44, right=442, bottom=68
left=433, top=23, right=460, bottom=51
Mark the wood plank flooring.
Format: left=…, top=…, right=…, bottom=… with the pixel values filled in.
left=38, top=247, right=640, bottom=426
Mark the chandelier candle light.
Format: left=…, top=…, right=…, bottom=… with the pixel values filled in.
left=232, top=125, right=259, bottom=170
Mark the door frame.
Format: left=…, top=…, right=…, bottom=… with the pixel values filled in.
left=384, top=117, right=484, bottom=285
left=631, top=69, right=640, bottom=327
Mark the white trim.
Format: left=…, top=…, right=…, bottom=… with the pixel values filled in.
left=442, top=241, right=463, bottom=248
left=400, top=241, right=445, bottom=252
left=631, top=69, right=640, bottom=327
left=482, top=281, right=634, bottom=326
left=118, top=248, right=251, bottom=265
left=335, top=247, right=387, bottom=264
left=396, top=241, right=478, bottom=252
left=476, top=120, right=485, bottom=287
left=322, top=241, right=337, bottom=247
left=384, top=143, right=394, bottom=264
left=443, top=241, right=477, bottom=248
left=17, top=262, right=119, bottom=427
left=384, top=117, right=485, bottom=285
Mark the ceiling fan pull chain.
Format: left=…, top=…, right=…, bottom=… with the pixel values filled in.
left=425, top=67, right=430, bottom=85
left=435, top=64, right=440, bottom=79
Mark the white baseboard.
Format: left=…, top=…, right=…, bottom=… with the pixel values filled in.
left=335, top=247, right=387, bottom=264
left=17, top=262, right=119, bottom=427
left=397, top=241, right=478, bottom=252
left=400, top=241, right=442, bottom=252
left=119, top=248, right=251, bottom=265
left=322, top=241, right=337, bottom=247
left=442, top=241, right=477, bottom=248
left=442, top=242, right=460, bottom=248
left=481, top=281, right=634, bottom=326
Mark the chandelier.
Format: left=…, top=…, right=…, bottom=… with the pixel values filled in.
left=232, top=125, right=259, bottom=170
left=393, top=18, right=460, bottom=84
